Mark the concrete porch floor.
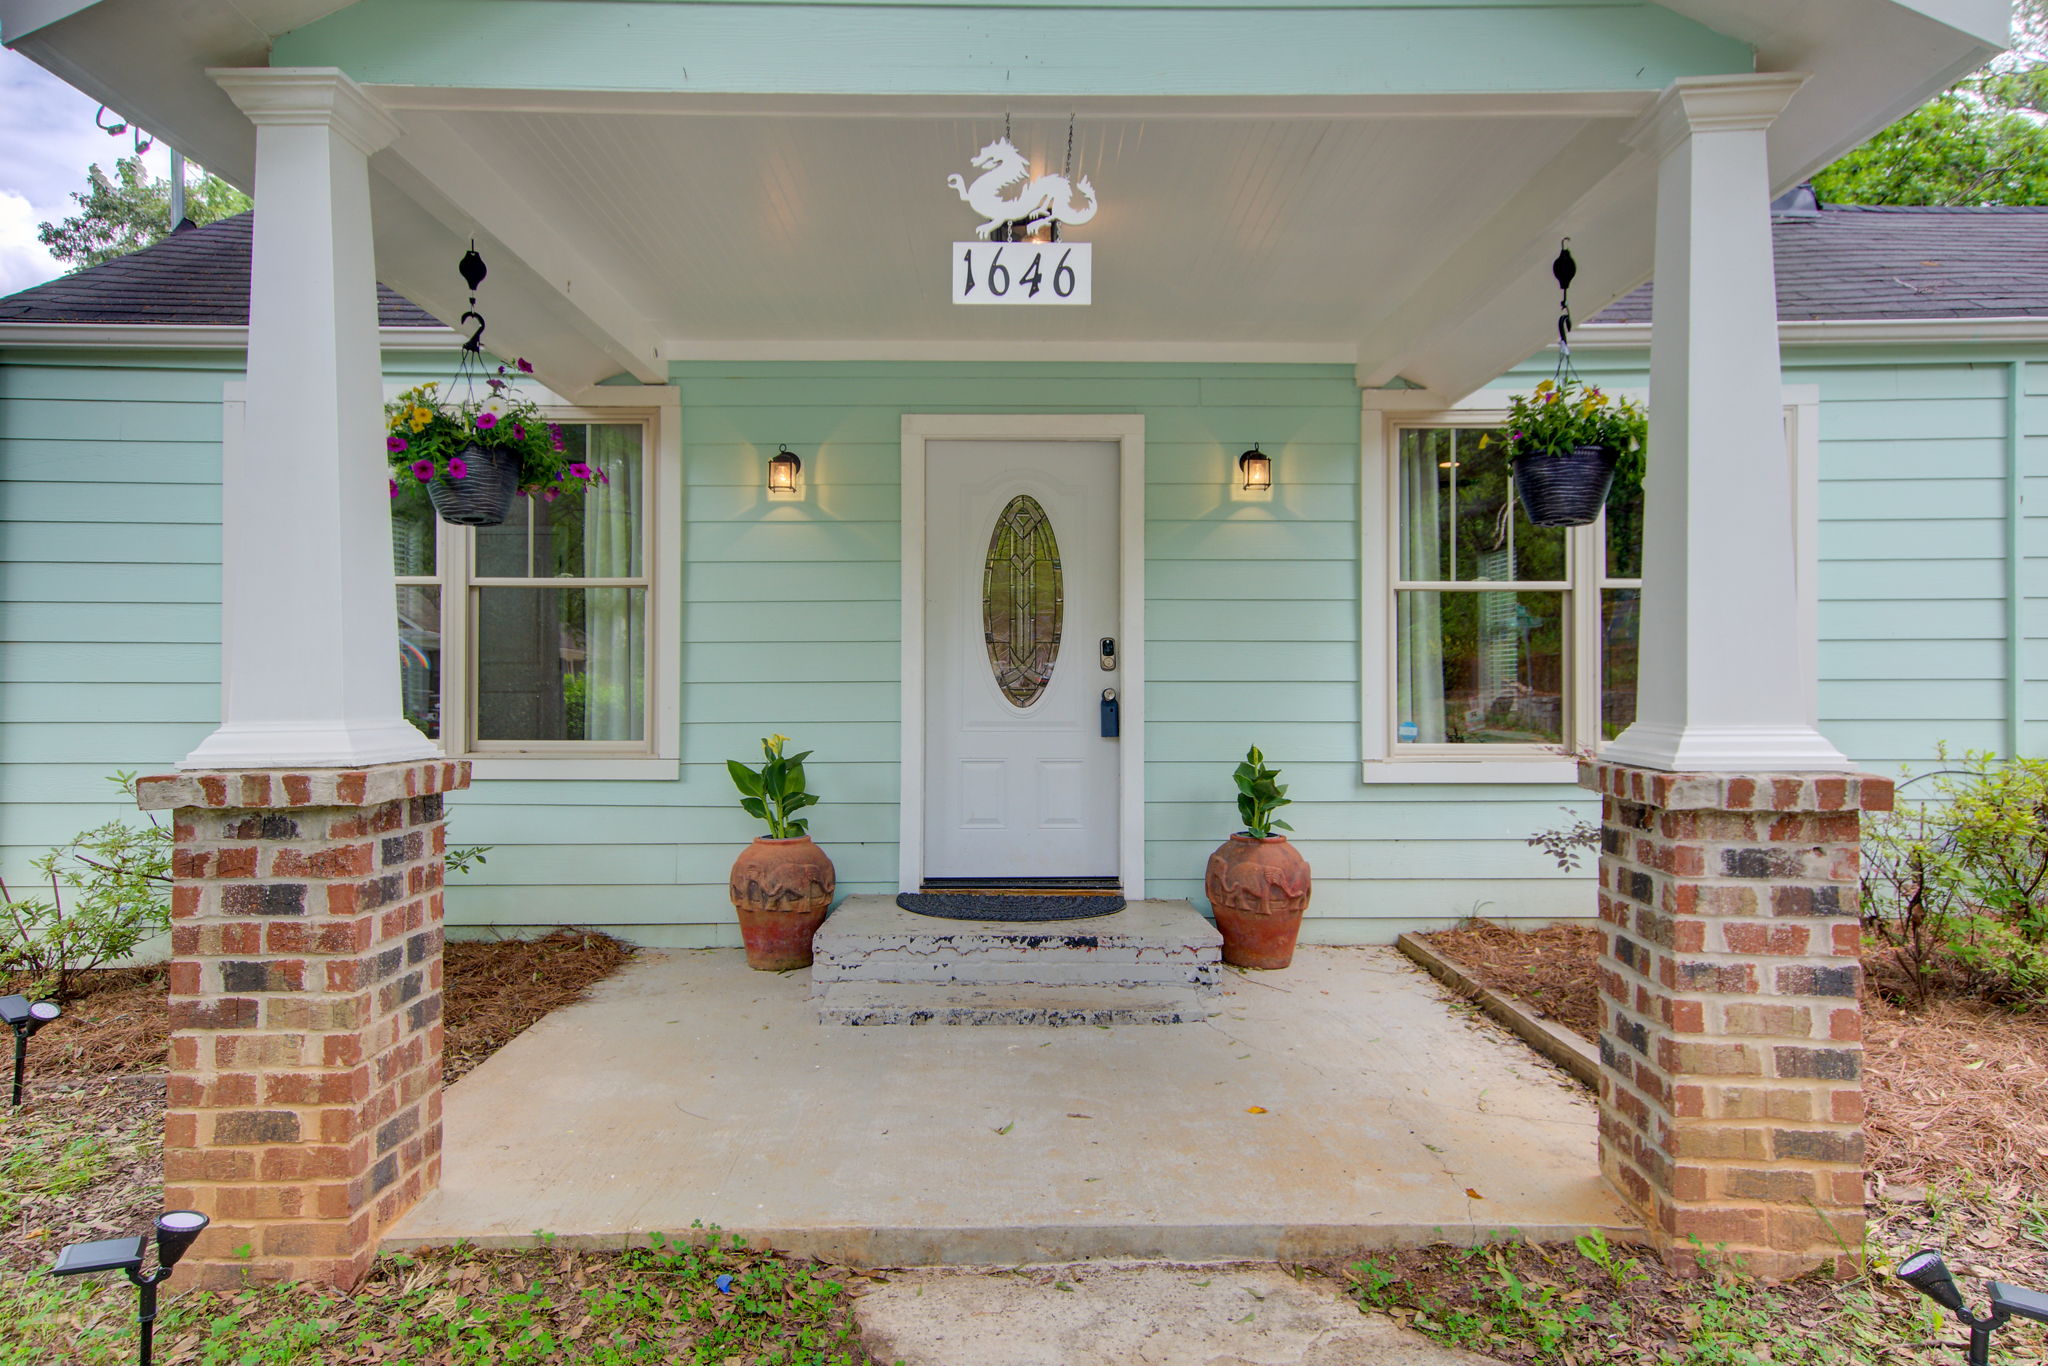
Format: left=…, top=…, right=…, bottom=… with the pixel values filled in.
left=386, top=944, right=1636, bottom=1265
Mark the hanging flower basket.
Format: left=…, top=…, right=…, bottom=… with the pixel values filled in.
left=384, top=358, right=606, bottom=526
left=1512, top=442, right=1621, bottom=528
left=1499, top=378, right=1647, bottom=530
left=424, top=442, right=521, bottom=527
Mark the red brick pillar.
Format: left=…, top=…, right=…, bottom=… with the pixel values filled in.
left=136, top=760, right=470, bottom=1289
left=1581, top=761, right=1891, bottom=1280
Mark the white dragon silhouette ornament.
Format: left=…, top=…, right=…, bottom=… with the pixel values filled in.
left=946, top=137, right=1098, bottom=241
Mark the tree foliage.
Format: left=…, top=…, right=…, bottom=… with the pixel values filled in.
left=36, top=155, right=251, bottom=272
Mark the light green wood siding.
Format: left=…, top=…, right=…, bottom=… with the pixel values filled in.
left=273, top=0, right=1751, bottom=98
left=6, top=348, right=2041, bottom=949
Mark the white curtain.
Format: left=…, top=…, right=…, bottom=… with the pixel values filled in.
left=581, top=426, right=645, bottom=742
left=1396, top=431, right=1447, bottom=744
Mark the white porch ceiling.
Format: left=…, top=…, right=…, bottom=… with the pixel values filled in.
left=0, top=0, right=2007, bottom=397
left=389, top=98, right=1621, bottom=357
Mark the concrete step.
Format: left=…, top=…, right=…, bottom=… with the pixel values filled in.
left=813, top=981, right=1219, bottom=1026
left=811, top=896, right=1222, bottom=993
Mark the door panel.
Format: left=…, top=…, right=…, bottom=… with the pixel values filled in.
left=925, top=440, right=1120, bottom=879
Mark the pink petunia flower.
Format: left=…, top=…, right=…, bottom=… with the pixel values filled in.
left=387, top=435, right=408, bottom=454
left=389, top=479, right=400, bottom=499
left=543, top=487, right=560, bottom=502
left=476, top=411, right=499, bottom=431
left=568, top=462, right=593, bottom=480
left=516, top=358, right=533, bottom=373
left=448, top=456, right=469, bottom=480
left=512, top=424, right=526, bottom=442
left=411, top=459, right=434, bottom=482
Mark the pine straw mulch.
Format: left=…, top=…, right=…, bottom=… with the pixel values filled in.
left=1419, top=921, right=1605, bottom=1042
left=442, top=928, right=637, bottom=1084
left=1, top=1073, right=164, bottom=1278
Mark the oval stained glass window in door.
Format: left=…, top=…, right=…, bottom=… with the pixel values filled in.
left=982, top=494, right=1064, bottom=708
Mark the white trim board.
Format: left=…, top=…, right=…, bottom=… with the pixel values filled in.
left=900, top=414, right=1147, bottom=897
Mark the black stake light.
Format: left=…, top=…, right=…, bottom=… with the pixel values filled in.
left=2, top=993, right=61, bottom=1106
left=1897, top=1247, right=2048, bottom=1365
left=51, top=1211, right=211, bottom=1366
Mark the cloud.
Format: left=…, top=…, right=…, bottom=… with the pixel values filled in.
left=0, top=188, right=62, bottom=295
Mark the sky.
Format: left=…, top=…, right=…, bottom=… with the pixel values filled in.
left=0, top=44, right=172, bottom=296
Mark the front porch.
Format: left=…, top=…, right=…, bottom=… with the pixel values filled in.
left=386, top=942, right=1634, bottom=1264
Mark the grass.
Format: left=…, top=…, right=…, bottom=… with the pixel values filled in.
left=1, top=1227, right=880, bottom=1366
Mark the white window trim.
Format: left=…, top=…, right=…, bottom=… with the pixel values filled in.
left=380, top=379, right=683, bottom=781
left=1358, top=384, right=1819, bottom=784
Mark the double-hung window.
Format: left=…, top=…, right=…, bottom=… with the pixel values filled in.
left=1367, top=387, right=1815, bottom=780
left=392, top=411, right=660, bottom=762
left=1370, top=407, right=1645, bottom=775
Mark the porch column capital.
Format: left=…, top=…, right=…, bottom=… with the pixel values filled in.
left=209, top=68, right=403, bottom=158
left=1625, top=74, right=1808, bottom=163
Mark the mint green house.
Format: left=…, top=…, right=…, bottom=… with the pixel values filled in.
left=0, top=0, right=2025, bottom=1287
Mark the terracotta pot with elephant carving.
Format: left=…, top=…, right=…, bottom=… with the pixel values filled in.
left=728, top=836, right=835, bottom=970
left=1204, top=833, right=1312, bottom=969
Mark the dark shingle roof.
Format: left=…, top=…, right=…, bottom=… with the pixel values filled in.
left=1594, top=203, right=2048, bottom=325
left=0, top=212, right=441, bottom=328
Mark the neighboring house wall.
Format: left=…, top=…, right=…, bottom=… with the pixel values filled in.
left=3, top=350, right=2041, bottom=946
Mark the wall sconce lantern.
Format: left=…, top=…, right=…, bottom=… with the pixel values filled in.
left=1238, top=445, right=1272, bottom=491
left=767, top=445, right=803, bottom=495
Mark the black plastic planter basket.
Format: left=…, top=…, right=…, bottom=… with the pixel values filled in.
left=1512, top=442, right=1619, bottom=528
left=425, top=443, right=520, bottom=526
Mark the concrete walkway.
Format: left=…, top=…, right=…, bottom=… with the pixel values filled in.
left=386, top=945, right=1634, bottom=1264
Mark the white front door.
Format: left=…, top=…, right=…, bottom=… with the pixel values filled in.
left=924, top=439, right=1120, bottom=880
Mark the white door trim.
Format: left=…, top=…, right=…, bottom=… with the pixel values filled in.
left=901, top=414, right=1146, bottom=896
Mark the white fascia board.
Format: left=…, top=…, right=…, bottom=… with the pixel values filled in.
left=660, top=339, right=1355, bottom=365
left=0, top=323, right=459, bottom=350
left=1575, top=318, right=2048, bottom=349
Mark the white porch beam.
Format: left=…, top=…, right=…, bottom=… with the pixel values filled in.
left=369, top=109, right=665, bottom=387
left=181, top=68, right=437, bottom=770
left=1601, top=74, right=1852, bottom=774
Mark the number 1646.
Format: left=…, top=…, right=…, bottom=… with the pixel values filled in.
left=952, top=242, right=1092, bottom=306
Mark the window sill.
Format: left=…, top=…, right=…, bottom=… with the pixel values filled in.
left=466, top=756, right=680, bottom=781
left=1361, top=758, right=1582, bottom=785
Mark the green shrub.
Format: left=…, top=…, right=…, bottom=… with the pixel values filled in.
left=0, top=773, right=171, bottom=999
left=1862, top=748, right=2048, bottom=1007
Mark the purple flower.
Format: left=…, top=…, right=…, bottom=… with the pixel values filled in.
left=448, top=456, right=469, bottom=480
left=516, top=358, right=533, bottom=373
left=387, top=435, right=408, bottom=454
left=512, top=424, right=526, bottom=442
left=568, top=462, right=593, bottom=480
left=487, top=377, right=506, bottom=392
left=543, top=487, right=560, bottom=502
left=389, top=479, right=400, bottom=499
left=515, top=488, right=528, bottom=498
left=411, top=459, right=435, bottom=482
left=476, top=411, right=500, bottom=431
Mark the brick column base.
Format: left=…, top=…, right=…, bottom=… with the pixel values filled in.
left=1580, top=761, right=1891, bottom=1281
left=137, top=760, right=471, bottom=1289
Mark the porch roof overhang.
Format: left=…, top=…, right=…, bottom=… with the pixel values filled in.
left=1, top=0, right=2005, bottom=399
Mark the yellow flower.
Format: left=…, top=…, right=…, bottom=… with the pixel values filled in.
left=766, top=733, right=793, bottom=756
left=409, top=407, right=432, bottom=432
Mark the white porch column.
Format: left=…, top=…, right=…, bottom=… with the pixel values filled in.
left=183, top=69, right=435, bottom=769
left=1603, top=75, right=1851, bottom=774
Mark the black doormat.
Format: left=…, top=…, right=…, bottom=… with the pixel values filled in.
left=895, top=892, right=1126, bottom=922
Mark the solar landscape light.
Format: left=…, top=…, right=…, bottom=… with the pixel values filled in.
left=1, top=992, right=62, bottom=1106
left=1896, top=1247, right=2048, bottom=1365
left=50, top=1211, right=210, bottom=1366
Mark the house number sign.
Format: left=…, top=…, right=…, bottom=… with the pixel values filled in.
left=952, top=242, right=1093, bottom=306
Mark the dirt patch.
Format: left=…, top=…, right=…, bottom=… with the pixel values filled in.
left=1418, top=922, right=1604, bottom=1044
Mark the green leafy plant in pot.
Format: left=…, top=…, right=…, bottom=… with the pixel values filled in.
left=726, top=734, right=835, bottom=970
left=1203, top=746, right=1312, bottom=969
left=1496, top=378, right=1647, bottom=528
